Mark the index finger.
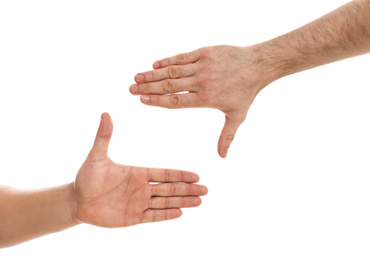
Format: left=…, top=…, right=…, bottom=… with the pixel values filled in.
left=148, top=168, right=200, bottom=183
left=152, top=49, right=200, bottom=69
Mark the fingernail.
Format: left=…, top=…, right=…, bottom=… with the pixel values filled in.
left=201, top=186, right=208, bottom=195
left=135, top=74, right=144, bottom=83
left=153, top=62, right=160, bottom=69
left=130, top=84, right=138, bottom=93
left=141, top=95, right=150, bottom=103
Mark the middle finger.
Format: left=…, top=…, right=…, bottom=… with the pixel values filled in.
left=135, top=64, right=196, bottom=83
left=130, top=77, right=196, bottom=95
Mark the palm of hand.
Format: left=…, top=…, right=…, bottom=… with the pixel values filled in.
left=73, top=113, right=206, bottom=228
left=75, top=158, right=152, bottom=227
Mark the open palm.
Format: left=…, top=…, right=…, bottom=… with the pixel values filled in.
left=74, top=113, right=207, bottom=228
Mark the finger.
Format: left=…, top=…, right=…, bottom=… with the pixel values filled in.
left=141, top=209, right=182, bottom=224
left=140, top=93, right=201, bottom=109
left=148, top=168, right=200, bottom=183
left=90, top=112, right=113, bottom=157
left=149, top=196, right=202, bottom=209
left=151, top=183, right=208, bottom=197
left=130, top=77, right=196, bottom=95
left=134, top=64, right=196, bottom=83
left=218, top=116, right=242, bottom=158
left=152, top=49, right=200, bottom=69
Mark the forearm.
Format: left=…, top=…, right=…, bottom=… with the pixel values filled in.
left=259, top=0, right=370, bottom=80
left=0, top=183, right=79, bottom=248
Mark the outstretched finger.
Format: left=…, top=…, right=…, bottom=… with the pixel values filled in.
left=141, top=209, right=183, bottom=224
left=218, top=116, right=243, bottom=158
left=140, top=93, right=201, bottom=109
left=152, top=49, right=200, bottom=69
left=149, top=196, right=202, bottom=209
left=151, top=183, right=208, bottom=197
left=148, top=168, right=200, bottom=183
left=88, top=113, right=113, bottom=160
left=135, top=64, right=196, bottom=83
left=130, top=77, right=196, bottom=95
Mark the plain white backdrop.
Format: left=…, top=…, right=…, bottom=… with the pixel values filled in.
left=0, top=0, right=369, bottom=259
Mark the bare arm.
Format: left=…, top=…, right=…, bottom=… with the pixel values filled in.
left=0, top=184, right=78, bottom=248
left=263, top=0, right=370, bottom=78
left=0, top=113, right=207, bottom=248
left=131, top=0, right=370, bottom=158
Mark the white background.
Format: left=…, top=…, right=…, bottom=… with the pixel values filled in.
left=0, top=0, right=369, bottom=259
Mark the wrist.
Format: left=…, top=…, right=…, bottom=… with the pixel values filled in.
left=249, top=39, right=294, bottom=82
left=66, top=182, right=81, bottom=226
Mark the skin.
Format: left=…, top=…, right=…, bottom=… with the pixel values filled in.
left=0, top=113, right=208, bottom=248
left=130, top=0, right=370, bottom=158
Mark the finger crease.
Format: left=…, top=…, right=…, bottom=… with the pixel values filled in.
left=170, top=184, right=176, bottom=196
left=165, top=198, right=170, bottom=208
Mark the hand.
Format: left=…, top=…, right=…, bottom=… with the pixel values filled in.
left=74, top=113, right=208, bottom=228
left=130, top=45, right=276, bottom=158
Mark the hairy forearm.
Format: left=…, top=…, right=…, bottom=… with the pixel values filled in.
left=259, top=0, right=370, bottom=79
left=0, top=183, right=79, bottom=248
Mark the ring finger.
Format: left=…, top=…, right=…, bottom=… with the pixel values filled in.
left=149, top=196, right=202, bottom=209
left=151, top=183, right=208, bottom=197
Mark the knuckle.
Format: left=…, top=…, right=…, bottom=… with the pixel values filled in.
left=163, top=79, right=175, bottom=93
left=170, top=184, right=176, bottom=196
left=180, top=171, right=185, bottom=181
left=199, top=47, right=211, bottom=57
left=195, top=73, right=210, bottom=87
left=149, top=70, right=155, bottom=80
left=176, top=53, right=186, bottom=63
left=165, top=198, right=170, bottom=208
left=182, top=197, right=188, bottom=207
left=188, top=184, right=193, bottom=195
left=168, top=66, right=178, bottom=79
left=169, top=95, right=181, bottom=108
left=163, top=58, right=170, bottom=66
left=141, top=83, right=150, bottom=93
left=163, top=169, right=170, bottom=182
left=225, top=133, right=235, bottom=142
left=197, top=92, right=211, bottom=104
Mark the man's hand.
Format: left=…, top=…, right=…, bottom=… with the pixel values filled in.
left=130, top=45, right=275, bottom=158
left=74, top=113, right=208, bottom=227
left=130, top=1, right=370, bottom=158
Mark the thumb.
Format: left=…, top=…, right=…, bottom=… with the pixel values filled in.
left=217, top=116, right=242, bottom=158
left=90, top=112, right=113, bottom=157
